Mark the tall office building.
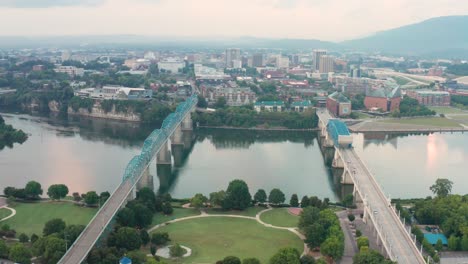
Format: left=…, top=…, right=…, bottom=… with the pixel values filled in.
left=225, top=48, right=241, bottom=68
left=312, top=49, right=327, bottom=72
left=319, top=55, right=335, bottom=73
left=251, top=53, right=264, bottom=67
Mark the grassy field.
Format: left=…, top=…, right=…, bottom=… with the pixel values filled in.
left=392, top=76, right=411, bottom=86
left=151, top=208, right=201, bottom=226
left=0, top=208, right=12, bottom=220
left=204, top=206, right=265, bottom=217
left=2, top=202, right=97, bottom=236
left=260, top=208, right=299, bottom=228
left=381, top=117, right=461, bottom=128
left=428, top=106, right=466, bottom=114
left=153, top=217, right=303, bottom=263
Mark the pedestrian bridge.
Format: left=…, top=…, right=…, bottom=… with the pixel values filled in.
left=58, top=95, right=198, bottom=264
left=317, top=109, right=426, bottom=264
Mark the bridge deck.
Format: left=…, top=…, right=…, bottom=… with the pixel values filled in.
left=59, top=180, right=133, bottom=263
left=341, top=149, right=425, bottom=264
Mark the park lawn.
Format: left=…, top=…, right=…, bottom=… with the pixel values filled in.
left=392, top=76, right=410, bottom=86
left=153, top=217, right=303, bottom=264
left=381, top=117, right=461, bottom=128
left=151, top=208, right=201, bottom=226
left=355, top=112, right=373, bottom=119
left=260, top=208, right=299, bottom=228
left=3, top=201, right=97, bottom=236
left=0, top=208, right=12, bottom=220
left=205, top=206, right=265, bottom=217
left=428, top=106, right=466, bottom=114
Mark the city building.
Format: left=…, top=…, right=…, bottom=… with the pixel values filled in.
left=276, top=56, right=290, bottom=69
left=331, top=75, right=388, bottom=96
left=32, top=65, right=45, bottom=71
left=206, top=87, right=256, bottom=106
left=157, top=58, right=185, bottom=73
left=75, top=85, right=152, bottom=100
left=326, top=92, right=351, bottom=117
left=225, top=48, right=241, bottom=68
left=364, top=85, right=401, bottom=112
left=427, top=67, right=444, bottom=77
left=194, top=64, right=231, bottom=81
left=406, top=90, right=451, bottom=106
left=312, top=49, right=327, bottom=72
left=251, top=53, right=264, bottom=67
left=254, top=101, right=285, bottom=112
left=319, top=55, right=335, bottom=73
left=291, top=100, right=313, bottom=112
left=55, top=66, right=85, bottom=77
left=349, top=65, right=361, bottom=78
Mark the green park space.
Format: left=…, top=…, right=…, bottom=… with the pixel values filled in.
left=153, top=217, right=303, bottom=263
left=428, top=106, right=467, bottom=114
left=392, top=76, right=411, bottom=86
left=2, top=201, right=97, bottom=236
left=0, top=208, right=12, bottom=220
left=381, top=117, right=461, bottom=127
left=204, top=206, right=265, bottom=217
left=151, top=207, right=201, bottom=226
left=259, top=208, right=299, bottom=228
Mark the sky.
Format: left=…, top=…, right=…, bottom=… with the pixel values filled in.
left=0, top=0, right=467, bottom=41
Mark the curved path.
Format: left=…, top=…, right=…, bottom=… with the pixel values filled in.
left=148, top=207, right=309, bottom=256
left=0, top=198, right=16, bottom=222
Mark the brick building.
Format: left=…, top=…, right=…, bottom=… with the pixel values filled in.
left=406, top=90, right=451, bottom=106
left=364, top=85, right=401, bottom=112
left=327, top=92, right=351, bottom=117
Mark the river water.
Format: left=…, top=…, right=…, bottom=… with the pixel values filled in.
left=1, top=113, right=467, bottom=200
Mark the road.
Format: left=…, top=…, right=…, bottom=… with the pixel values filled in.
left=340, top=149, right=425, bottom=264
left=58, top=180, right=133, bottom=264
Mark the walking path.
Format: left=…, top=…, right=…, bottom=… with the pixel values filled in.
left=0, top=198, right=16, bottom=222
left=336, top=211, right=358, bottom=264
left=147, top=207, right=309, bottom=256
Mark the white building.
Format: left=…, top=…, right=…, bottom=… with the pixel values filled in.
left=55, top=66, right=85, bottom=77
left=225, top=48, right=241, bottom=68
left=75, top=85, right=152, bottom=100
left=158, top=58, right=185, bottom=74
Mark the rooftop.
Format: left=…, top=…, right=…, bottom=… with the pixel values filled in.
left=424, top=233, right=448, bottom=245
left=291, top=100, right=313, bottom=107
left=328, top=91, right=350, bottom=103
left=328, top=119, right=351, bottom=136
left=254, top=101, right=285, bottom=106
left=366, top=84, right=401, bottom=99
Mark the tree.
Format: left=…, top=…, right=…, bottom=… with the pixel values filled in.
left=243, top=258, right=261, bottom=264
left=448, top=235, right=459, bottom=251
left=64, top=225, right=85, bottom=245
left=430, top=178, right=453, bottom=197
left=43, top=218, right=66, bottom=236
left=301, top=196, right=310, bottom=208
left=140, top=230, right=150, bottom=246
left=126, top=250, right=147, bottom=264
left=269, top=189, right=285, bottom=204
left=170, top=244, right=185, bottom=258
left=300, top=255, right=316, bottom=264
left=84, top=191, right=99, bottom=206
left=136, top=187, right=156, bottom=211
left=197, top=95, right=208, bottom=108
left=19, top=233, right=29, bottom=243
left=214, top=97, right=227, bottom=108
left=320, top=236, right=344, bottom=260
left=210, top=191, right=226, bottom=207
left=290, top=194, right=299, bottom=207
left=40, top=236, right=66, bottom=264
left=357, top=236, right=369, bottom=250
left=348, top=214, right=355, bottom=222
left=299, top=206, right=320, bottom=229
left=223, top=179, right=252, bottom=210
left=254, top=189, right=267, bottom=203
left=162, top=201, right=173, bottom=215
left=304, top=223, right=326, bottom=248
left=47, top=184, right=69, bottom=200
left=116, top=207, right=136, bottom=227
left=0, top=240, right=9, bottom=258
left=30, top=234, right=39, bottom=244
left=461, top=233, right=468, bottom=251
left=190, top=193, right=208, bottom=208
left=353, top=250, right=395, bottom=264
left=72, top=192, right=82, bottom=202
left=151, top=232, right=170, bottom=247
left=114, top=227, right=141, bottom=251
left=9, top=243, right=32, bottom=264
left=25, top=181, right=43, bottom=199
left=150, top=245, right=157, bottom=256
left=435, top=238, right=443, bottom=251
left=127, top=202, right=153, bottom=228
left=342, top=194, right=354, bottom=207
left=100, top=191, right=111, bottom=204
left=269, top=247, right=300, bottom=264
left=223, top=256, right=241, bottom=264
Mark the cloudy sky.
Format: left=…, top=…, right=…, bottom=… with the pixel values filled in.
left=0, top=0, right=467, bottom=41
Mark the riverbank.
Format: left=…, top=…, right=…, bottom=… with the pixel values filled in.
left=348, top=117, right=468, bottom=133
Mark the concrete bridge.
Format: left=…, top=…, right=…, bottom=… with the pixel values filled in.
left=58, top=95, right=198, bottom=264
left=317, top=109, right=426, bottom=264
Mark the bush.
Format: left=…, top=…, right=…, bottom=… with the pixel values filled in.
left=170, top=244, right=185, bottom=258
left=347, top=214, right=355, bottom=222
left=19, top=233, right=29, bottom=243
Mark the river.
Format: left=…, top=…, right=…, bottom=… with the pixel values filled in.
left=1, top=113, right=467, bottom=200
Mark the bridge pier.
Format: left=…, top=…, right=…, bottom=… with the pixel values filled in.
left=171, top=144, right=184, bottom=167
left=332, top=150, right=344, bottom=169
left=182, top=130, right=194, bottom=150
left=181, top=114, right=193, bottom=131
left=136, top=167, right=154, bottom=191
left=156, top=163, right=173, bottom=193
left=171, top=125, right=184, bottom=145
left=341, top=169, right=354, bottom=185
left=157, top=141, right=172, bottom=165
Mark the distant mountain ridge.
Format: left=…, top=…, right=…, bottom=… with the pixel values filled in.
left=1, top=16, right=468, bottom=58
left=341, top=16, right=468, bottom=58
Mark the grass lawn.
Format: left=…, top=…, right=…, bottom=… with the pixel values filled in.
left=428, top=106, right=466, bottom=114
left=381, top=117, right=461, bottom=128
left=153, top=217, right=303, bottom=263
left=151, top=208, right=201, bottom=226
left=0, top=208, right=12, bottom=220
left=392, top=76, right=411, bottom=86
left=260, top=208, right=299, bottom=228
left=204, top=206, right=265, bottom=217
left=2, top=201, right=97, bottom=236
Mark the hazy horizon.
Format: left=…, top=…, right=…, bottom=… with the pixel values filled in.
left=0, top=0, right=468, bottom=41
